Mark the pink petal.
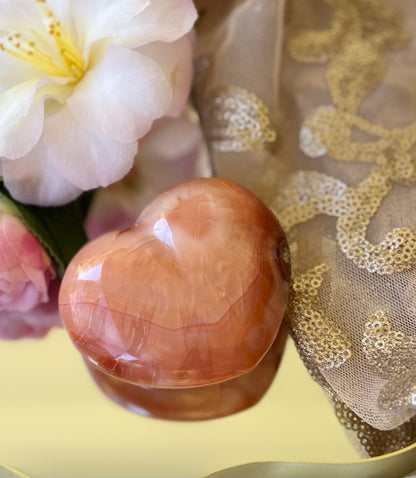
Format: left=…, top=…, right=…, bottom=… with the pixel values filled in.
left=0, top=281, right=42, bottom=312
left=0, top=279, right=61, bottom=340
left=2, top=214, right=50, bottom=270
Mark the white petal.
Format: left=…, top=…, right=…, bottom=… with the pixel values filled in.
left=43, top=106, right=137, bottom=190
left=0, top=80, right=44, bottom=159
left=68, top=45, right=171, bottom=142
left=46, top=0, right=72, bottom=18
left=117, top=0, right=197, bottom=48
left=46, top=0, right=76, bottom=37
left=0, top=1, right=55, bottom=58
left=36, top=81, right=74, bottom=106
left=138, top=35, right=193, bottom=117
left=0, top=0, right=76, bottom=43
left=0, top=1, right=78, bottom=74
left=0, top=0, right=43, bottom=33
left=69, top=0, right=149, bottom=49
left=1, top=141, right=82, bottom=206
left=0, top=54, right=44, bottom=91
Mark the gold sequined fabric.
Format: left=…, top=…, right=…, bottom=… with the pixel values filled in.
left=198, top=86, right=276, bottom=153
left=290, top=264, right=352, bottom=370
left=363, top=311, right=416, bottom=412
left=194, top=0, right=416, bottom=457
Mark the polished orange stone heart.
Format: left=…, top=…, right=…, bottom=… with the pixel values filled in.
left=59, top=178, right=290, bottom=419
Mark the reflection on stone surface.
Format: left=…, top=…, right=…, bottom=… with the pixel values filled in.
left=86, top=325, right=288, bottom=421
left=59, top=178, right=290, bottom=419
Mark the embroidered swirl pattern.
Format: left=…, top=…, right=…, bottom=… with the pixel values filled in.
left=363, top=312, right=416, bottom=412
left=198, top=85, right=276, bottom=153
left=289, top=264, right=352, bottom=370
left=194, top=0, right=416, bottom=456
left=279, top=0, right=415, bottom=275
left=277, top=0, right=416, bottom=455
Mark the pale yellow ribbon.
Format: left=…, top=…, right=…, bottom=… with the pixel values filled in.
left=206, top=443, right=416, bottom=477
left=0, top=464, right=29, bottom=478
left=2, top=443, right=415, bottom=477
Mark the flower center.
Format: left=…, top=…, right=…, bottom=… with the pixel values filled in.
left=0, top=0, right=84, bottom=83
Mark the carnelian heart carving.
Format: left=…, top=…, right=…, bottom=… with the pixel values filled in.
left=59, top=178, right=290, bottom=418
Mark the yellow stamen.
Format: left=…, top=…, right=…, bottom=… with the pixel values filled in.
left=0, top=1, right=85, bottom=83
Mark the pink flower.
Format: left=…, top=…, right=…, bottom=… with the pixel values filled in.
left=0, top=212, right=61, bottom=340
left=85, top=112, right=211, bottom=239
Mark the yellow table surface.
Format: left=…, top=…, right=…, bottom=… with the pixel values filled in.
left=0, top=330, right=359, bottom=477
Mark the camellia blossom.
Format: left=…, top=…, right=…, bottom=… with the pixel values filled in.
left=0, top=211, right=61, bottom=339
left=0, top=0, right=197, bottom=206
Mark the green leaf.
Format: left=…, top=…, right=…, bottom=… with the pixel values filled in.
left=0, top=184, right=92, bottom=278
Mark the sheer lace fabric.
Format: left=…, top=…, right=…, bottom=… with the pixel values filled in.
left=194, top=0, right=416, bottom=456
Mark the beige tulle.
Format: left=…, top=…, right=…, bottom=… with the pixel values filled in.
left=194, top=0, right=416, bottom=457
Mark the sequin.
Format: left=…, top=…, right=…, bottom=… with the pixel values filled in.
left=280, top=0, right=416, bottom=455
left=198, top=86, right=276, bottom=153
left=289, top=264, right=352, bottom=370
left=363, top=312, right=416, bottom=412
left=194, top=0, right=416, bottom=454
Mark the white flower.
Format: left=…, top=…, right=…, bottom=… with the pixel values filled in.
left=0, top=0, right=197, bottom=205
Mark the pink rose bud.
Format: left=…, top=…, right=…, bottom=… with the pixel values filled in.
left=0, top=212, right=61, bottom=340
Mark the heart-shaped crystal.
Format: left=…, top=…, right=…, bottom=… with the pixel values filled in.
left=59, top=178, right=290, bottom=419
